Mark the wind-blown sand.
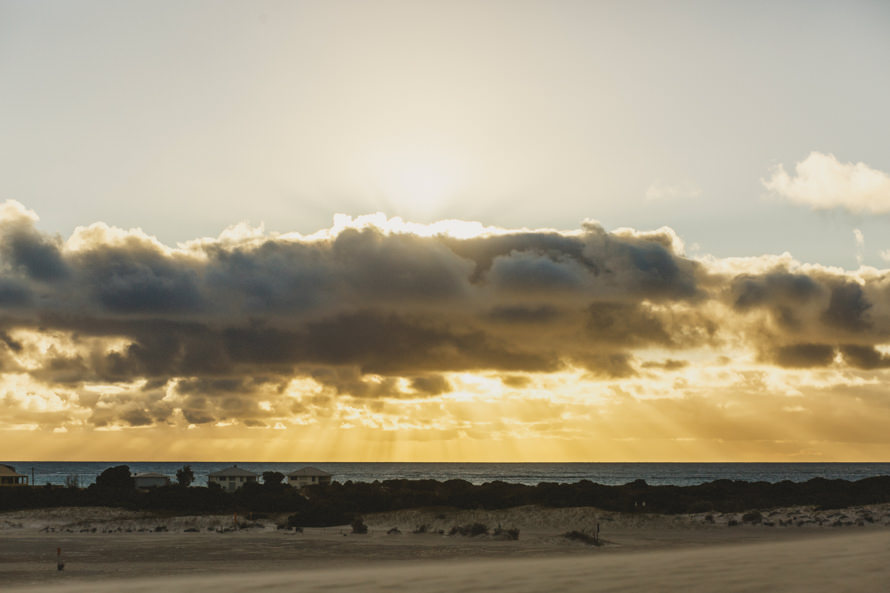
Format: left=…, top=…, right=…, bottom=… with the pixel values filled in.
left=3, top=505, right=890, bottom=592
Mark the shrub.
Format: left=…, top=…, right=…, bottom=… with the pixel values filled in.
left=563, top=530, right=599, bottom=545
left=742, top=511, right=762, bottom=524
left=688, top=500, right=713, bottom=513
left=96, top=465, right=134, bottom=491
left=387, top=527, right=401, bottom=535
left=262, top=471, right=285, bottom=487
left=286, top=501, right=350, bottom=528
left=351, top=518, right=368, bottom=534
left=176, top=466, right=195, bottom=488
left=493, top=526, right=520, bottom=540
left=449, top=523, right=489, bottom=536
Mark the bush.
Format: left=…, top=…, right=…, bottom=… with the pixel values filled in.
left=176, top=466, right=195, bottom=488
left=563, top=530, right=599, bottom=545
left=286, top=500, right=350, bottom=528
left=688, top=500, right=713, bottom=513
left=262, top=472, right=285, bottom=487
left=742, top=511, right=763, bottom=524
left=449, top=523, right=489, bottom=537
left=351, top=517, right=368, bottom=534
left=493, top=526, right=520, bottom=540
left=96, top=465, right=134, bottom=491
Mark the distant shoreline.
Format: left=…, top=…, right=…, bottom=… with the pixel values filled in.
left=8, top=460, right=890, bottom=488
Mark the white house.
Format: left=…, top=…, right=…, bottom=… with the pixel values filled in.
left=133, top=472, right=170, bottom=489
left=287, top=467, right=332, bottom=488
left=208, top=466, right=258, bottom=492
left=0, top=464, right=28, bottom=486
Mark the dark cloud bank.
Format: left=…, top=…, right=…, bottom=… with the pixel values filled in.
left=2, top=203, right=889, bottom=427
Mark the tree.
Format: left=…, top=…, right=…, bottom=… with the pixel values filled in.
left=95, top=465, right=134, bottom=491
left=64, top=474, right=80, bottom=489
left=263, top=471, right=285, bottom=487
left=176, top=465, right=195, bottom=487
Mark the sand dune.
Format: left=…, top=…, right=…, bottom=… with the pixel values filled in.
left=8, top=530, right=890, bottom=593
left=3, top=506, right=890, bottom=592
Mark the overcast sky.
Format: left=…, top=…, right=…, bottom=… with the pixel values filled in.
left=1, top=0, right=890, bottom=461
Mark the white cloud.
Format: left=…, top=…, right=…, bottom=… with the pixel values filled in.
left=645, top=181, right=701, bottom=201
left=854, top=229, right=865, bottom=266
left=763, top=152, right=890, bottom=213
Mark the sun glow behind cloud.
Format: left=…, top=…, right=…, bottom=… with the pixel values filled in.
left=366, top=147, right=469, bottom=220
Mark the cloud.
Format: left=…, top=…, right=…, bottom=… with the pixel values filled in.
left=838, top=344, right=890, bottom=370
left=0, top=200, right=68, bottom=283
left=640, top=359, right=688, bottom=371
left=4, top=201, right=890, bottom=437
left=772, top=343, right=836, bottom=368
left=763, top=151, right=890, bottom=213
left=854, top=229, right=865, bottom=267
left=644, top=181, right=702, bottom=201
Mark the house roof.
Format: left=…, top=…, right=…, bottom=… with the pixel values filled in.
left=208, top=466, right=258, bottom=478
left=287, top=466, right=332, bottom=477
left=133, top=472, right=169, bottom=479
left=0, top=464, right=26, bottom=478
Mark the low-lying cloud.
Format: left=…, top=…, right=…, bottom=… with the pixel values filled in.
left=763, top=151, right=890, bottom=214
left=2, top=201, right=890, bottom=436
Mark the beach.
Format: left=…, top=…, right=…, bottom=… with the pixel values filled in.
left=3, top=505, right=890, bottom=592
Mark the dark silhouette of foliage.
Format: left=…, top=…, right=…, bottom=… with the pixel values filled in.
left=563, top=530, right=600, bottom=545
left=493, top=525, right=520, bottom=540
left=351, top=517, right=368, bottom=534
left=742, top=510, right=763, bottom=524
left=5, top=474, right=890, bottom=527
left=176, top=465, right=195, bottom=488
left=95, top=465, right=134, bottom=491
left=262, top=471, right=285, bottom=487
left=449, top=522, right=489, bottom=536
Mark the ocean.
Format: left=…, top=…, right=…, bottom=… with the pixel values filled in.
left=5, top=462, right=890, bottom=488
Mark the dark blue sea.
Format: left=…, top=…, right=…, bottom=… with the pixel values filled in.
left=5, top=462, right=890, bottom=488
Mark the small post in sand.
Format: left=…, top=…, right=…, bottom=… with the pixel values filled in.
left=56, top=547, right=64, bottom=571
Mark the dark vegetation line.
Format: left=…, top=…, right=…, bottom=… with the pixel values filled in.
left=3, top=466, right=890, bottom=527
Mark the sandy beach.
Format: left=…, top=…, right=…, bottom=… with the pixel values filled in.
left=3, top=504, right=890, bottom=592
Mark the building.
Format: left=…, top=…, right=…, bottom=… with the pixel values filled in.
left=0, top=464, right=29, bottom=486
left=287, top=467, right=332, bottom=488
left=133, top=472, right=170, bottom=489
left=208, top=466, right=258, bottom=492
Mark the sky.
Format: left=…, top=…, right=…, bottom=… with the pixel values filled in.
left=1, top=0, right=890, bottom=461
